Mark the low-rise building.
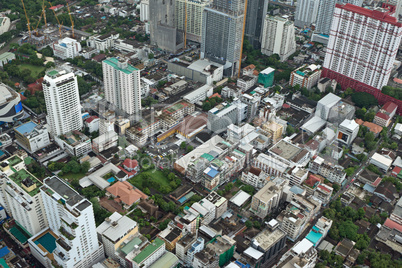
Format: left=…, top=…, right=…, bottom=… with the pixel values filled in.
left=176, top=234, right=198, bottom=266
left=290, top=64, right=322, bottom=90
left=14, top=122, right=50, bottom=153
left=92, top=130, right=118, bottom=153
left=55, top=131, right=91, bottom=157
left=52, top=37, right=82, bottom=59
left=183, top=84, right=213, bottom=104
left=237, top=75, right=257, bottom=91
left=0, top=52, right=15, bottom=67
left=87, top=32, right=119, bottom=51
left=257, top=67, right=275, bottom=88
left=369, top=153, right=393, bottom=172
left=157, top=226, right=183, bottom=252
left=337, top=119, right=359, bottom=146
left=276, top=238, right=317, bottom=268
left=313, top=184, right=333, bottom=205
left=85, top=116, right=100, bottom=133
left=126, top=237, right=166, bottom=268
left=241, top=166, right=270, bottom=189
left=305, top=216, right=332, bottom=247
left=106, top=181, right=147, bottom=209
left=0, top=17, right=10, bottom=35
left=96, top=212, right=138, bottom=264
left=309, top=156, right=346, bottom=185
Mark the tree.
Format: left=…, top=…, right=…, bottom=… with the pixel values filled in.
left=158, top=219, right=170, bottom=230
left=186, top=145, right=193, bottom=153
left=148, top=53, right=154, bottom=59
left=168, top=172, right=176, bottom=181
left=286, top=125, right=295, bottom=136
left=245, top=220, right=252, bottom=229
left=180, top=142, right=186, bottom=149
left=351, top=92, right=378, bottom=108
left=338, top=220, right=358, bottom=241
left=355, top=108, right=366, bottom=119
left=364, top=132, right=375, bottom=143
left=253, top=221, right=261, bottom=229
left=345, top=167, right=355, bottom=177
left=81, top=161, right=90, bottom=173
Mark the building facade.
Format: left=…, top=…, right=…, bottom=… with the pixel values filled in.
left=322, top=4, right=402, bottom=91
left=38, top=176, right=104, bottom=267
left=102, top=58, right=141, bottom=116
left=52, top=37, right=82, bottom=60
left=201, top=0, right=245, bottom=77
left=245, top=0, right=269, bottom=48
left=14, top=122, right=50, bottom=153
left=294, top=0, right=319, bottom=28
left=175, top=0, right=208, bottom=43
left=43, top=69, right=83, bottom=136
left=290, top=64, right=322, bottom=90
left=261, top=16, right=296, bottom=61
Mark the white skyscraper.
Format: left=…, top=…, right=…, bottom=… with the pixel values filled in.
left=43, top=69, right=83, bottom=136
left=261, top=16, right=296, bottom=61
left=38, top=176, right=104, bottom=267
left=322, top=4, right=402, bottom=91
left=140, top=0, right=149, bottom=22
left=102, top=58, right=141, bottom=116
left=294, top=0, right=320, bottom=28
left=175, top=0, right=208, bottom=43
left=0, top=170, right=48, bottom=236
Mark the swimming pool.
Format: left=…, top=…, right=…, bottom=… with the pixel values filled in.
left=107, top=177, right=116, bottom=183
left=35, top=232, right=57, bottom=253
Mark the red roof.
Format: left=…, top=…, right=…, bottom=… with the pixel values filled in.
left=282, top=103, right=290, bottom=109
left=382, top=102, right=398, bottom=114
left=209, top=93, right=221, bottom=98
left=85, top=116, right=99, bottom=124
left=337, top=3, right=402, bottom=26
left=19, top=93, right=27, bottom=102
left=392, top=166, right=402, bottom=175
left=118, top=166, right=137, bottom=177
left=375, top=112, right=390, bottom=120
left=318, top=184, right=332, bottom=193
left=372, top=177, right=382, bottom=187
left=106, top=181, right=147, bottom=206
left=304, top=174, right=321, bottom=188
left=123, top=159, right=138, bottom=169
left=384, top=218, right=402, bottom=232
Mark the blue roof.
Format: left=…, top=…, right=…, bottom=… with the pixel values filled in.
left=0, top=247, right=10, bottom=258
left=15, top=121, right=37, bottom=135
left=206, top=167, right=219, bottom=178
left=363, top=184, right=375, bottom=193
left=306, top=229, right=322, bottom=246
left=290, top=185, right=304, bottom=195
left=0, top=151, right=4, bottom=157
left=319, top=34, right=329, bottom=38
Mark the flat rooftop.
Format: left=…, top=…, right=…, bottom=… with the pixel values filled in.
left=132, top=238, right=164, bottom=264
left=9, top=169, right=42, bottom=197
left=43, top=176, right=84, bottom=207
left=253, top=228, right=286, bottom=251
left=269, top=140, right=304, bottom=162
left=103, top=57, right=138, bottom=74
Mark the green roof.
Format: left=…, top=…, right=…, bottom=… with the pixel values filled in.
left=211, top=158, right=224, bottom=167
left=8, top=169, right=42, bottom=197
left=120, top=237, right=143, bottom=256
left=201, top=153, right=214, bottom=162
left=9, top=224, right=31, bottom=244
left=24, top=157, right=33, bottom=166
left=7, top=155, right=22, bottom=166
left=47, top=70, right=59, bottom=76
left=132, top=238, right=164, bottom=264
left=149, top=252, right=179, bottom=268
left=103, top=57, right=138, bottom=74
left=0, top=258, right=9, bottom=268
left=0, top=52, right=14, bottom=61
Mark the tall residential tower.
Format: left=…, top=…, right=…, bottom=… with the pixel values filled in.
left=175, top=0, right=208, bottom=43
left=244, top=0, right=269, bottom=49
left=294, top=0, right=319, bottom=28
left=102, top=58, right=141, bottom=117
left=43, top=69, right=83, bottom=136
left=322, top=4, right=402, bottom=91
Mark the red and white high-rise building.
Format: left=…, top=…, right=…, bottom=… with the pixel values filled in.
left=322, top=4, right=402, bottom=91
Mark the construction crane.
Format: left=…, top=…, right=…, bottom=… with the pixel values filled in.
left=48, top=1, right=63, bottom=38
left=33, top=8, right=45, bottom=35
left=21, top=0, right=31, bottom=38
left=67, top=3, right=74, bottom=38
left=238, top=0, right=248, bottom=78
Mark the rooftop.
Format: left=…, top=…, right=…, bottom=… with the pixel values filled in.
left=132, top=238, right=164, bottom=264
left=103, top=57, right=138, bottom=75
left=8, top=169, right=42, bottom=197
left=149, top=252, right=179, bottom=268
left=97, top=212, right=137, bottom=243
left=269, top=140, right=306, bottom=163
left=43, top=176, right=84, bottom=208
left=253, top=227, right=287, bottom=251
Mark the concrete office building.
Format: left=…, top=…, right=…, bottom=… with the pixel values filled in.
left=183, top=84, right=213, bottom=103
left=97, top=212, right=138, bottom=265
left=294, top=0, right=319, bottom=28
left=245, top=0, right=269, bottom=49
left=251, top=220, right=287, bottom=264
left=261, top=16, right=296, bottom=61
left=207, top=100, right=247, bottom=134
left=14, top=122, right=50, bottom=153
left=201, top=0, right=245, bottom=77
left=52, top=37, right=82, bottom=60
left=103, top=58, right=141, bottom=116
left=43, top=69, right=83, bottom=136
left=322, top=4, right=402, bottom=91
left=36, top=176, right=104, bottom=267
left=149, top=0, right=184, bottom=52
left=0, top=170, right=48, bottom=237
left=337, top=119, right=359, bottom=146
left=86, top=32, right=119, bottom=51
left=276, top=238, right=317, bottom=268
left=250, top=179, right=288, bottom=219
left=175, top=0, right=208, bottom=43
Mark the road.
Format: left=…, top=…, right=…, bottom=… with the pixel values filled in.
left=0, top=36, right=20, bottom=54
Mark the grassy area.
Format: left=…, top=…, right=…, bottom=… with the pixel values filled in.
left=18, top=64, right=46, bottom=79
left=60, top=172, right=86, bottom=181
left=130, top=170, right=170, bottom=189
